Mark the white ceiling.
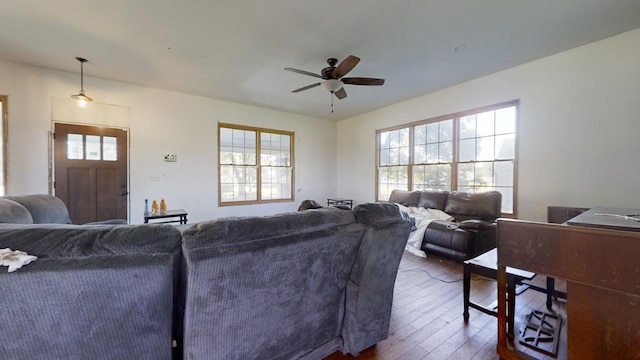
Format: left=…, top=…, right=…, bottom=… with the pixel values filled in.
left=1, top=1, right=640, bottom=121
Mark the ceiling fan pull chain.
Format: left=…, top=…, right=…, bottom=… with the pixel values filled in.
left=331, top=92, right=334, bottom=113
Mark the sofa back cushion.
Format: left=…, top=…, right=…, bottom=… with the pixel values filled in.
left=181, top=207, right=365, bottom=359
left=444, top=191, right=502, bottom=221
left=342, top=203, right=412, bottom=354
left=417, top=191, right=450, bottom=210
left=388, top=189, right=421, bottom=207
left=4, top=194, right=71, bottom=224
left=0, top=224, right=182, bottom=360
left=0, top=198, right=34, bottom=224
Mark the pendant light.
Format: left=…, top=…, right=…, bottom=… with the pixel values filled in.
left=71, top=57, right=93, bottom=107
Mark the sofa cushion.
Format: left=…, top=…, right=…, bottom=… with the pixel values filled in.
left=388, top=189, right=421, bottom=207
left=444, top=191, right=502, bottom=221
left=0, top=199, right=34, bottom=224
left=417, top=190, right=450, bottom=210
left=4, top=195, right=71, bottom=224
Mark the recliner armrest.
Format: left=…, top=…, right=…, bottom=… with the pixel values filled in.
left=458, top=219, right=496, bottom=231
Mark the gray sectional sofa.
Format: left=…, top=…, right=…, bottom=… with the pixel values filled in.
left=0, top=197, right=411, bottom=360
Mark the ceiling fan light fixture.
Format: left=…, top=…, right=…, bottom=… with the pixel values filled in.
left=71, top=57, right=93, bottom=106
left=322, top=79, right=343, bottom=93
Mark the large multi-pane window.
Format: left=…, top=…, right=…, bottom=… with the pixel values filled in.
left=218, top=123, right=294, bottom=205
left=0, top=95, right=6, bottom=195
left=376, top=101, right=518, bottom=215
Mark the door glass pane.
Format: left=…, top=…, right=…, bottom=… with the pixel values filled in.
left=67, top=134, right=84, bottom=159
left=103, top=136, right=117, bottom=161
left=86, top=135, right=101, bottom=160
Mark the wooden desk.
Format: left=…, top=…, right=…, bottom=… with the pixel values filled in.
left=144, top=209, right=188, bottom=224
left=567, top=206, right=640, bottom=232
left=496, top=219, right=640, bottom=359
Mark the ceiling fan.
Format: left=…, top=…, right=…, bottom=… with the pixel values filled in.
left=285, top=55, right=385, bottom=101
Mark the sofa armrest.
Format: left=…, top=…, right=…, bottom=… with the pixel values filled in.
left=458, top=219, right=496, bottom=231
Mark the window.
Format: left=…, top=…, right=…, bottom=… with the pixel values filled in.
left=65, top=133, right=118, bottom=161
left=0, top=95, right=6, bottom=195
left=218, top=123, right=294, bottom=205
left=376, top=101, right=518, bottom=215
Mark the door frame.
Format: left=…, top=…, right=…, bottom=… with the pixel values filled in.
left=49, top=121, right=131, bottom=222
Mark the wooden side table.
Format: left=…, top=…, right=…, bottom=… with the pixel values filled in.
left=463, top=248, right=536, bottom=341
left=144, top=209, right=188, bottom=224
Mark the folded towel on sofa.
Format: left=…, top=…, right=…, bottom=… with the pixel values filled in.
left=0, top=248, right=37, bottom=272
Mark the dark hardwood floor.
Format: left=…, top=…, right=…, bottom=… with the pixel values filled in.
left=325, top=251, right=568, bottom=360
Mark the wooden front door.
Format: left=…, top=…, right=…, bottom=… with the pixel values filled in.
left=54, top=123, right=128, bottom=224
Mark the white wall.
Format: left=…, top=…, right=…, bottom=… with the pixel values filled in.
left=337, top=28, right=640, bottom=221
left=0, top=61, right=337, bottom=223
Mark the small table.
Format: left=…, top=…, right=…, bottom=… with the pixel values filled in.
left=463, top=248, right=536, bottom=339
left=144, top=209, right=188, bottom=224
left=327, top=198, right=353, bottom=209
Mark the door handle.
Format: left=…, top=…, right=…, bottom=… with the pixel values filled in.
left=120, top=191, right=129, bottom=196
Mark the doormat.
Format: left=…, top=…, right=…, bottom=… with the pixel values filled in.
left=519, top=310, right=562, bottom=358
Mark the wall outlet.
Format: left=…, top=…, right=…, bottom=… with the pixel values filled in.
left=164, top=153, right=177, bottom=162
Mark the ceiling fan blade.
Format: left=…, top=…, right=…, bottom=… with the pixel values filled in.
left=292, top=82, right=321, bottom=93
left=332, top=55, right=360, bottom=79
left=334, top=87, right=347, bottom=99
left=341, top=77, right=385, bottom=86
left=285, top=67, right=322, bottom=79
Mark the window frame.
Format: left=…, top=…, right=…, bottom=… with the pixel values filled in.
left=375, top=100, right=518, bottom=217
left=0, top=95, right=7, bottom=195
left=218, top=122, right=295, bottom=206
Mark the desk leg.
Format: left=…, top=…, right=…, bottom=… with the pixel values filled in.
left=463, top=265, right=471, bottom=322
left=507, top=275, right=516, bottom=343
left=546, top=277, right=555, bottom=310
left=497, top=265, right=509, bottom=350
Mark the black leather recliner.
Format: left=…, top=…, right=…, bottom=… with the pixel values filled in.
left=388, top=189, right=502, bottom=261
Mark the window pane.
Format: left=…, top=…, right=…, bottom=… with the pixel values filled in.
left=67, top=134, right=84, bottom=159
left=476, top=111, right=495, bottom=137
left=378, top=166, right=408, bottom=201
left=220, top=165, right=257, bottom=202
left=379, top=149, right=390, bottom=166
left=495, top=134, right=515, bottom=159
left=261, top=133, right=291, bottom=167
left=459, top=138, right=475, bottom=162
left=459, top=115, right=476, bottom=139
left=495, top=187, right=513, bottom=213
left=426, top=144, right=438, bottom=164
left=414, top=124, right=427, bottom=145
left=426, top=122, right=439, bottom=143
left=103, top=136, right=117, bottom=161
left=379, top=131, right=390, bottom=149
left=220, top=128, right=233, bottom=146
left=261, top=167, right=292, bottom=200
left=494, top=160, right=514, bottom=187
left=439, top=141, right=452, bottom=163
left=474, top=162, right=494, bottom=190
left=495, top=106, right=516, bottom=134
left=414, top=145, right=426, bottom=164
left=437, top=164, right=451, bottom=187
left=458, top=163, right=474, bottom=186
left=440, top=120, right=453, bottom=141
left=476, top=136, right=495, bottom=161
left=86, top=135, right=101, bottom=160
